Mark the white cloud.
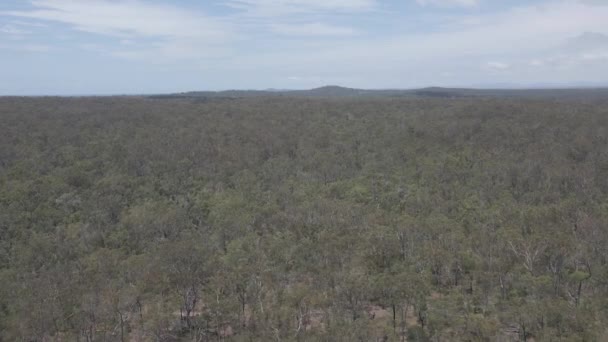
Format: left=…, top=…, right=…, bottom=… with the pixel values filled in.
left=484, top=61, right=510, bottom=70
left=6, top=20, right=47, bottom=28
left=270, top=22, right=356, bottom=36
left=3, top=0, right=235, bottom=62
left=220, top=1, right=608, bottom=87
left=225, top=0, right=376, bottom=16
left=0, top=43, right=50, bottom=52
left=0, top=24, right=30, bottom=35
left=2, top=0, right=608, bottom=90
left=580, top=51, right=608, bottom=61
left=523, top=32, right=608, bottom=70
left=579, top=0, right=608, bottom=6
left=529, top=59, right=545, bottom=67
left=561, top=31, right=608, bottom=51
left=4, top=0, right=230, bottom=40
left=416, top=0, right=478, bottom=8
left=255, top=2, right=607, bottom=63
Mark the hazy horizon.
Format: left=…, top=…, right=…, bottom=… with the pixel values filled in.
left=4, top=83, right=608, bottom=97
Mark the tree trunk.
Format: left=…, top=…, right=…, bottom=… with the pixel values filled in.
left=118, top=311, right=125, bottom=342
left=392, top=304, right=396, bottom=333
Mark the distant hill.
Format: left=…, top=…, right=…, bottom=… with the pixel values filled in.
left=149, top=85, right=608, bottom=101
left=293, top=85, right=371, bottom=97
left=150, top=86, right=374, bottom=99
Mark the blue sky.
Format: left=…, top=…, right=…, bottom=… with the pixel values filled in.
left=1, top=0, right=607, bottom=95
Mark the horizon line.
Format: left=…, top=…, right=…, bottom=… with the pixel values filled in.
left=2, top=83, right=608, bottom=97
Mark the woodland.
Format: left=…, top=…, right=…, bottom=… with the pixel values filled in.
left=0, top=94, right=607, bottom=341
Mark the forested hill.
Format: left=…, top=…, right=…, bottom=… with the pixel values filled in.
left=149, top=85, right=608, bottom=101
left=1, top=95, right=608, bottom=341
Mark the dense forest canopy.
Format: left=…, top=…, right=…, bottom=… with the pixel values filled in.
left=1, top=95, right=607, bottom=341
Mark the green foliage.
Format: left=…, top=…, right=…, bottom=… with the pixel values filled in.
left=0, top=96, right=607, bottom=340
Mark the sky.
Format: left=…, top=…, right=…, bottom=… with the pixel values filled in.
left=0, top=0, right=607, bottom=95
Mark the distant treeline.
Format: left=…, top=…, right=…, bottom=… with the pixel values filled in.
left=148, top=85, right=608, bottom=102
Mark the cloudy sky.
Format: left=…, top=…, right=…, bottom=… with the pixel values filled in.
left=0, top=0, right=607, bottom=94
